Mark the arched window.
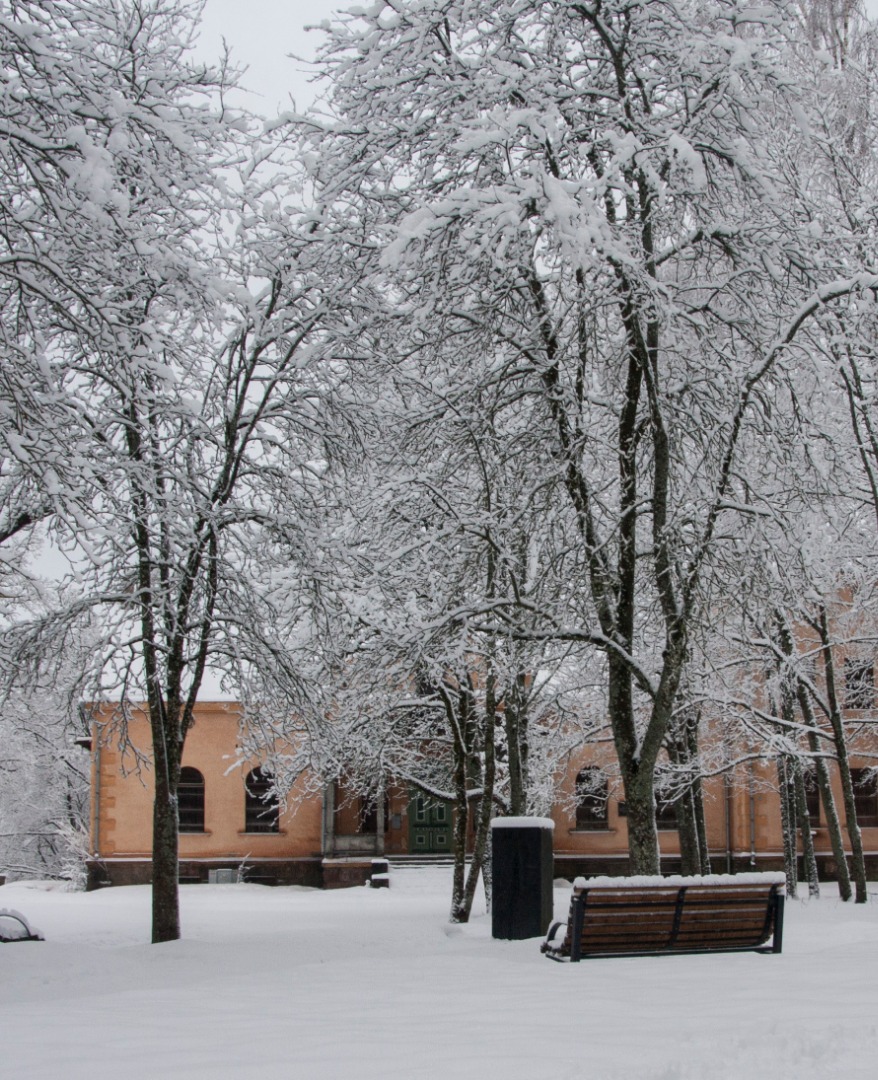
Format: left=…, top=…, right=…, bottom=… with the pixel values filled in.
left=178, top=767, right=205, bottom=833
left=359, top=790, right=391, bottom=834
left=245, top=766, right=280, bottom=833
left=575, top=768, right=609, bottom=830
left=803, top=769, right=820, bottom=825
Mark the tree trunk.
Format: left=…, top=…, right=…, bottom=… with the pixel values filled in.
left=150, top=716, right=181, bottom=943
left=604, top=644, right=661, bottom=875
left=777, top=755, right=798, bottom=898
left=818, top=608, right=868, bottom=902
left=793, top=679, right=852, bottom=900
left=459, top=670, right=497, bottom=921
left=687, top=714, right=711, bottom=875
left=675, top=787, right=702, bottom=876
left=776, top=616, right=847, bottom=898
left=481, top=829, right=493, bottom=913
left=448, top=686, right=470, bottom=923
left=504, top=670, right=529, bottom=816
left=667, top=709, right=706, bottom=875
left=693, top=781, right=711, bottom=875
left=779, top=676, right=818, bottom=898
left=449, top=780, right=469, bottom=920
left=622, top=762, right=661, bottom=875
left=460, top=798, right=488, bottom=923
left=793, top=758, right=820, bottom=899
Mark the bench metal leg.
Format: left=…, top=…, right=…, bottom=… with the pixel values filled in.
left=772, top=894, right=784, bottom=954
left=570, top=894, right=586, bottom=962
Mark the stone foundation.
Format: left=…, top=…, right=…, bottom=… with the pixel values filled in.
left=553, top=852, right=878, bottom=881
left=87, top=857, right=323, bottom=890
left=321, top=858, right=374, bottom=889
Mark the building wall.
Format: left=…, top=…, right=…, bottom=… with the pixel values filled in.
left=549, top=748, right=729, bottom=878
left=87, top=699, right=878, bottom=889
left=88, top=702, right=323, bottom=888
left=549, top=744, right=878, bottom=879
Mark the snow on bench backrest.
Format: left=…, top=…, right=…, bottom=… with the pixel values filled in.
left=571, top=872, right=786, bottom=890
left=0, top=908, right=43, bottom=942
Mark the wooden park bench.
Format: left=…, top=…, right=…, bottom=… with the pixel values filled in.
left=541, top=873, right=785, bottom=961
left=0, top=908, right=44, bottom=943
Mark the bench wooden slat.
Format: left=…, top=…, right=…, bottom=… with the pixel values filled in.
left=676, top=913, right=768, bottom=925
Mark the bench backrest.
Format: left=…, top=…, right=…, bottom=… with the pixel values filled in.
left=567, top=883, right=782, bottom=959
left=0, top=908, right=43, bottom=943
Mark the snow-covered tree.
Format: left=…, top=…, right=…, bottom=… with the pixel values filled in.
left=301, top=0, right=874, bottom=873
left=0, top=0, right=354, bottom=942
left=0, top=636, right=91, bottom=887
left=273, top=352, right=592, bottom=921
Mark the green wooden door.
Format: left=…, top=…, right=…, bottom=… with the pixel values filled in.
left=409, top=792, right=453, bottom=854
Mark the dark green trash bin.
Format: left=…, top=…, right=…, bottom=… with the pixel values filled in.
left=491, top=817, right=554, bottom=940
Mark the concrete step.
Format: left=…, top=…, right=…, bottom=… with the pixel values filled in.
left=386, top=855, right=463, bottom=869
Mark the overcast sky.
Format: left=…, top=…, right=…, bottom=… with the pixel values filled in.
left=196, top=0, right=338, bottom=112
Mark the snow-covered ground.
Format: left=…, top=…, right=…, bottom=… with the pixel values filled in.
left=2, top=869, right=877, bottom=1080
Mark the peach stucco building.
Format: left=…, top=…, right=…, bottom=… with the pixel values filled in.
left=83, top=701, right=878, bottom=889
left=86, top=702, right=323, bottom=888
left=85, top=702, right=445, bottom=889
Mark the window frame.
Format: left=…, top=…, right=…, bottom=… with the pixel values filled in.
left=803, top=768, right=821, bottom=826
left=574, top=767, right=610, bottom=831
left=655, top=796, right=678, bottom=831
left=359, top=791, right=391, bottom=834
left=244, top=766, right=280, bottom=834
left=178, top=766, right=205, bottom=834
left=844, top=659, right=875, bottom=711
left=851, top=767, right=878, bottom=828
